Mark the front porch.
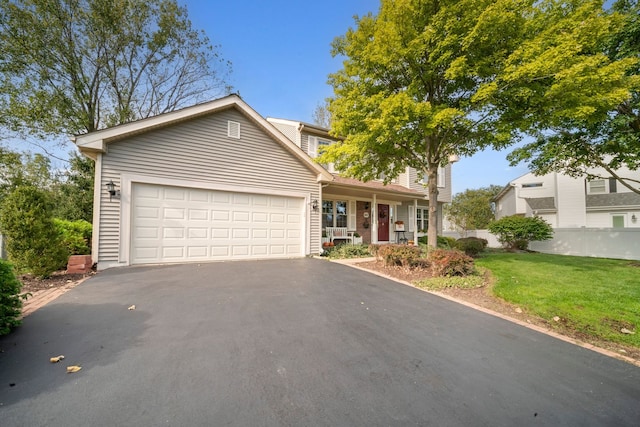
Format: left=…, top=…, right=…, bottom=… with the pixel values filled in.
left=319, top=177, right=443, bottom=248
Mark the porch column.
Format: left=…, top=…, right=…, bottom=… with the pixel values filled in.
left=372, top=193, right=378, bottom=243
left=413, top=199, right=418, bottom=246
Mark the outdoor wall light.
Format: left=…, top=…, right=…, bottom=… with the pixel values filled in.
left=106, top=180, right=120, bottom=202
left=364, top=202, right=370, bottom=210
left=632, top=214, right=637, bottom=223
left=311, top=199, right=319, bottom=212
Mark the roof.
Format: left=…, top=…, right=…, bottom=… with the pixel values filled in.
left=586, top=192, right=640, bottom=209
left=329, top=175, right=426, bottom=198
left=525, top=197, right=556, bottom=212
left=71, top=94, right=333, bottom=182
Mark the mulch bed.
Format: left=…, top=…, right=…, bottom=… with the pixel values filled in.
left=19, top=271, right=95, bottom=294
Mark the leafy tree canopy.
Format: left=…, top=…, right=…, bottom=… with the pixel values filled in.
left=321, top=0, right=533, bottom=246
left=501, top=0, right=640, bottom=193
left=445, top=185, right=503, bottom=233
left=0, top=0, right=232, bottom=137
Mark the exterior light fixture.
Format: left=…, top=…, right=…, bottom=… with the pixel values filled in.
left=632, top=214, right=637, bottom=223
left=106, top=180, right=120, bottom=202
left=364, top=202, right=370, bottom=210
left=311, top=199, right=319, bottom=212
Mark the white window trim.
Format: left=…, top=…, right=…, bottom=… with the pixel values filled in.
left=420, top=167, right=445, bottom=188
left=587, top=179, right=608, bottom=194
left=611, top=213, right=626, bottom=228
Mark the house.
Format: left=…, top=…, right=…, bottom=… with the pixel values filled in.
left=74, top=95, right=453, bottom=270
left=494, top=169, right=640, bottom=228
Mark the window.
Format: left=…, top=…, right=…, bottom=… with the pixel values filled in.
left=322, top=201, right=333, bottom=229
left=420, top=167, right=445, bottom=188
left=522, top=183, right=543, bottom=188
left=588, top=179, right=606, bottom=194
left=612, top=215, right=625, bottom=228
left=322, top=199, right=348, bottom=228
left=308, top=136, right=335, bottom=172
left=416, top=208, right=428, bottom=232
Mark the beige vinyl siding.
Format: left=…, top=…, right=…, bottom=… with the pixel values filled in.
left=98, top=108, right=319, bottom=264
left=269, top=121, right=298, bottom=146
left=406, top=165, right=452, bottom=203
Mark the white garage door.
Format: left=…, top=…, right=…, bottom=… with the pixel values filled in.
left=130, top=183, right=304, bottom=264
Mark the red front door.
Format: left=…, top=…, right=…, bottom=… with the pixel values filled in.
left=378, top=204, right=389, bottom=241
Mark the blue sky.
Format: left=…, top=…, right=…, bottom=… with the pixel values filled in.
left=183, top=0, right=529, bottom=194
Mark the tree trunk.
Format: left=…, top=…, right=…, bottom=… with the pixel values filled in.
left=427, top=162, right=439, bottom=248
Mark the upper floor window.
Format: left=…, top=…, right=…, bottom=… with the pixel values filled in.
left=420, top=167, right=445, bottom=188
left=522, top=182, right=543, bottom=188
left=587, top=179, right=607, bottom=194
left=308, top=136, right=335, bottom=172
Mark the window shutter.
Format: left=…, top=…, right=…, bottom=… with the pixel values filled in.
left=308, top=136, right=318, bottom=158
left=408, top=205, right=415, bottom=232
left=437, top=166, right=445, bottom=188
left=348, top=200, right=356, bottom=230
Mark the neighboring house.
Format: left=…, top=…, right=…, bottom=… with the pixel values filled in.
left=494, top=170, right=640, bottom=228
left=74, top=95, right=453, bottom=270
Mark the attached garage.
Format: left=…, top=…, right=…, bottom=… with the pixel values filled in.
left=74, top=95, right=332, bottom=270
left=130, top=183, right=305, bottom=264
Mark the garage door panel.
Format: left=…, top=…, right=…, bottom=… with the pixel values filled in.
left=162, top=247, right=185, bottom=258
left=164, top=188, right=186, bottom=200
left=233, top=211, right=250, bottom=221
left=188, top=209, right=209, bottom=220
left=187, top=247, right=208, bottom=257
left=131, top=183, right=304, bottom=264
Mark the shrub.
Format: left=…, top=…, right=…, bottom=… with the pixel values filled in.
left=0, top=186, right=68, bottom=278
left=417, top=235, right=457, bottom=249
left=429, top=249, right=475, bottom=277
left=0, top=260, right=24, bottom=335
left=323, top=244, right=372, bottom=259
left=455, top=237, right=486, bottom=257
left=414, top=274, right=485, bottom=290
left=377, top=244, right=423, bottom=268
left=54, top=219, right=92, bottom=255
left=488, top=215, right=553, bottom=250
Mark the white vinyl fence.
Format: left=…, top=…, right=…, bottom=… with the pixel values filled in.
left=443, top=228, right=640, bottom=261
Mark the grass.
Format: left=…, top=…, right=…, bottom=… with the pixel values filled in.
left=476, top=252, right=640, bottom=348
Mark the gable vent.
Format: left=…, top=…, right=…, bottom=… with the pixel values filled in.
left=227, top=120, right=241, bottom=139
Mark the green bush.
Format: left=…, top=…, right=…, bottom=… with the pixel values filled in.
left=417, top=235, right=457, bottom=249
left=323, top=244, right=372, bottom=259
left=53, top=219, right=92, bottom=255
left=0, top=186, right=68, bottom=277
left=488, top=215, right=553, bottom=250
left=0, top=260, right=24, bottom=335
left=377, top=244, right=423, bottom=268
left=455, top=237, right=486, bottom=257
left=415, top=273, right=485, bottom=290
left=429, top=249, right=475, bottom=277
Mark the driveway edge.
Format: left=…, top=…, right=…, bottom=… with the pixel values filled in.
left=336, top=258, right=640, bottom=368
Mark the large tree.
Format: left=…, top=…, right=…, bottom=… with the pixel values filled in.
left=0, top=0, right=232, bottom=137
left=445, top=185, right=503, bottom=234
left=321, top=0, right=529, bottom=247
left=500, top=0, right=640, bottom=193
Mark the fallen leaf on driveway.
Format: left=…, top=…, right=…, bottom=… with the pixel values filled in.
left=128, top=305, right=136, bottom=310
left=66, top=366, right=82, bottom=373
left=50, top=355, right=65, bottom=363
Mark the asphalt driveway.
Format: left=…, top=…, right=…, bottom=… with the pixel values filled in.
left=1, top=258, right=639, bottom=426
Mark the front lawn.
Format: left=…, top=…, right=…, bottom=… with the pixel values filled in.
left=475, top=252, right=640, bottom=348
